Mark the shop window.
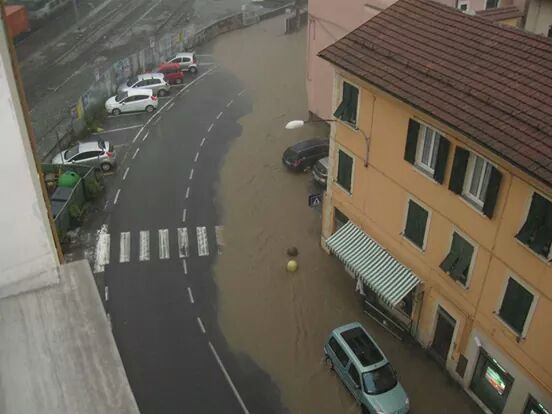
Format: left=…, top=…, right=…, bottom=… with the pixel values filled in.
left=337, top=150, right=354, bottom=193
left=334, top=81, right=359, bottom=126
left=498, top=277, right=534, bottom=336
left=516, top=192, right=552, bottom=259
left=440, top=232, right=474, bottom=285
left=524, top=396, right=550, bottom=414
left=404, top=199, right=429, bottom=249
left=470, top=350, right=514, bottom=414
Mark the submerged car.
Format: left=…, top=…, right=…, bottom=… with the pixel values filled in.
left=118, top=73, right=170, bottom=97
left=312, top=156, right=329, bottom=186
left=105, top=88, right=158, bottom=115
left=282, top=138, right=329, bottom=172
left=324, top=322, right=410, bottom=414
left=52, top=138, right=116, bottom=172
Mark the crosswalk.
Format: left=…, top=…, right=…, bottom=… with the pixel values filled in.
left=93, top=225, right=224, bottom=272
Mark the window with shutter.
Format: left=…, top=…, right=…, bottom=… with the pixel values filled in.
left=440, top=232, right=474, bottom=285
left=404, top=199, right=429, bottom=249
left=498, top=277, right=534, bottom=336
left=516, top=192, right=552, bottom=259
left=449, top=147, right=469, bottom=194
left=334, top=81, right=359, bottom=126
left=464, top=154, right=493, bottom=208
left=337, top=150, right=353, bottom=193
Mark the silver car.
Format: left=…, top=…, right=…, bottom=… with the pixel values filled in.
left=118, top=73, right=170, bottom=97
left=166, top=52, right=198, bottom=73
left=51, top=139, right=116, bottom=172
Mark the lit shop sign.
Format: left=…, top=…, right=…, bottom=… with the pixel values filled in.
left=485, top=366, right=506, bottom=395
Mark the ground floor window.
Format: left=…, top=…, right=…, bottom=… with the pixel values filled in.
left=524, top=396, right=550, bottom=414
left=470, top=349, right=514, bottom=414
left=334, top=208, right=348, bottom=232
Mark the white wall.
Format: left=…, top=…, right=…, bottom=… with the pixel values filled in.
left=0, top=16, right=60, bottom=297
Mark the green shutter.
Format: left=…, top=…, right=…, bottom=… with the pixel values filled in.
left=530, top=202, right=552, bottom=256
left=499, top=278, right=533, bottom=335
left=516, top=193, right=548, bottom=245
left=337, top=150, right=353, bottom=192
left=449, top=147, right=469, bottom=194
left=440, top=250, right=459, bottom=273
left=433, top=137, right=450, bottom=184
left=405, top=200, right=428, bottom=248
left=482, top=167, right=502, bottom=219
left=334, top=82, right=358, bottom=124
left=404, top=119, right=420, bottom=164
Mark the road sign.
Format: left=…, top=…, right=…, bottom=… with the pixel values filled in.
left=308, top=193, right=323, bottom=208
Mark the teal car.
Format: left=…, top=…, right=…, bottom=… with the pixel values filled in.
left=324, top=322, right=410, bottom=414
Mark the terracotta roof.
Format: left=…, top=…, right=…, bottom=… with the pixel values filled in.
left=476, top=5, right=524, bottom=21
left=319, top=0, right=552, bottom=188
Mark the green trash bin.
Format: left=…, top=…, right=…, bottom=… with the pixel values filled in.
left=58, top=171, right=80, bottom=188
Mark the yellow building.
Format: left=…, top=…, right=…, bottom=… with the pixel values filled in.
left=317, top=0, right=552, bottom=413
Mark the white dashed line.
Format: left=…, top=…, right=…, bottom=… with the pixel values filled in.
left=194, top=152, right=199, bottom=162
left=197, top=317, right=206, bottom=334
left=208, top=123, right=214, bottom=133
left=200, top=137, right=206, bottom=147
left=114, top=189, right=121, bottom=205
left=238, top=89, right=246, bottom=96
left=216, top=111, right=223, bottom=119
left=142, top=131, right=149, bottom=141
left=186, top=187, right=190, bottom=199
left=187, top=287, right=195, bottom=304
left=153, top=116, right=161, bottom=126
left=182, top=208, right=187, bottom=222
left=123, top=167, right=130, bottom=180
left=226, top=99, right=233, bottom=108
left=208, top=342, right=250, bottom=414
left=189, top=168, right=194, bottom=180
left=182, top=258, right=188, bottom=275
left=166, top=102, right=175, bottom=111
left=132, top=147, right=140, bottom=159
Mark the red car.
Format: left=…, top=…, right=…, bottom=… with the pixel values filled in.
left=155, top=63, right=184, bottom=85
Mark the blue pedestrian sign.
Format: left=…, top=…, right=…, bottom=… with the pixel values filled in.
left=308, top=193, right=323, bottom=208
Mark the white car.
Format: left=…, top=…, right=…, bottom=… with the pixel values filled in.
left=105, top=88, right=158, bottom=115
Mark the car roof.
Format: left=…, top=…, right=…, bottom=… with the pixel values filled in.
left=136, top=72, right=165, bottom=80
left=317, top=156, right=329, bottom=167
left=290, top=138, right=329, bottom=151
left=158, top=63, right=180, bottom=70
left=174, top=52, right=195, bottom=57
left=78, top=141, right=102, bottom=152
left=126, top=88, right=153, bottom=96
left=332, top=322, right=388, bottom=369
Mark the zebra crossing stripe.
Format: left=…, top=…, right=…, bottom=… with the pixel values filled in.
left=94, top=224, right=110, bottom=273
left=139, top=230, right=150, bottom=261
left=178, top=228, right=189, bottom=258
left=159, top=229, right=170, bottom=259
left=215, top=226, right=224, bottom=255
left=119, top=232, right=131, bottom=263
left=197, top=227, right=209, bottom=256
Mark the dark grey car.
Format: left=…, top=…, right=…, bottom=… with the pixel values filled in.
left=282, top=138, right=329, bottom=172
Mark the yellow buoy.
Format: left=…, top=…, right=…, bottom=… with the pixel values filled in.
left=287, top=259, right=298, bottom=272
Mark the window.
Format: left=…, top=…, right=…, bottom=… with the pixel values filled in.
left=334, top=81, right=359, bottom=126
left=72, top=151, right=100, bottom=161
left=362, top=364, right=398, bottom=395
left=334, top=208, right=348, bottom=232
left=498, top=277, right=534, bottom=336
left=182, top=57, right=191, bottom=63
left=135, top=80, right=147, bottom=87
left=457, top=0, right=469, bottom=10
left=337, top=150, right=353, bottom=193
left=516, top=192, right=552, bottom=259
left=523, top=396, right=550, bottom=414
left=329, top=337, right=349, bottom=367
left=548, top=26, right=552, bottom=38
left=348, top=364, right=360, bottom=388
left=470, top=349, right=514, bottom=414
left=449, top=147, right=502, bottom=218
left=486, top=0, right=499, bottom=8
left=404, top=119, right=450, bottom=183
left=440, top=232, right=474, bottom=285
left=404, top=199, right=429, bottom=249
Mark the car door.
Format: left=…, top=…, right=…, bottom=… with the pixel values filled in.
left=180, top=56, right=191, bottom=70
left=150, top=78, right=162, bottom=94
left=119, top=96, right=135, bottom=112
left=346, top=362, right=362, bottom=403
left=71, top=150, right=102, bottom=167
left=170, top=57, right=184, bottom=69
left=327, top=337, right=351, bottom=384
left=134, top=79, right=148, bottom=90
left=133, top=95, right=149, bottom=111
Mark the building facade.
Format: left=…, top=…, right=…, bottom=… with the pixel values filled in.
left=317, top=0, right=552, bottom=413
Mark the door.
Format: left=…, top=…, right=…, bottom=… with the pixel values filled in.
left=430, top=306, right=456, bottom=364
left=327, top=337, right=350, bottom=382
left=181, top=57, right=191, bottom=70
left=71, top=151, right=102, bottom=166
left=346, top=362, right=362, bottom=402
left=120, top=96, right=135, bottom=112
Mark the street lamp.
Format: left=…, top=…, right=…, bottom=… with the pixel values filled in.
left=285, top=119, right=370, bottom=166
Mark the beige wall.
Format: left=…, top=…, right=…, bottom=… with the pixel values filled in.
left=323, top=70, right=552, bottom=408
left=525, top=0, right=552, bottom=35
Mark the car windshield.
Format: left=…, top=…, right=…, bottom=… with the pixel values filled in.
left=126, top=77, right=138, bottom=87
left=115, top=92, right=128, bottom=102
left=362, top=364, right=398, bottom=395
left=64, top=145, right=80, bottom=160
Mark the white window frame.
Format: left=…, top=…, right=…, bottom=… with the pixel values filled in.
left=415, top=124, right=441, bottom=175
left=457, top=0, right=469, bottom=11
left=496, top=273, right=538, bottom=339
left=334, top=75, right=361, bottom=129
left=463, top=153, right=493, bottom=209
left=335, top=146, right=355, bottom=195
left=401, top=195, right=432, bottom=252
left=444, top=228, right=478, bottom=288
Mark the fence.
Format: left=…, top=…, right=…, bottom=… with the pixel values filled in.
left=39, top=3, right=293, bottom=162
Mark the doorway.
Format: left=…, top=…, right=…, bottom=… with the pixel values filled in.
left=430, top=306, right=456, bottom=364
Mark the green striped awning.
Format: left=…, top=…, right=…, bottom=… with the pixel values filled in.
left=326, top=221, right=421, bottom=307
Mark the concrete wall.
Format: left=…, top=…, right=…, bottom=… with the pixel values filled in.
left=525, top=0, right=552, bottom=36
left=321, top=69, right=552, bottom=413
left=0, top=8, right=59, bottom=299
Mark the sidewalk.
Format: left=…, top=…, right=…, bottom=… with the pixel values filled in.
left=211, top=15, right=483, bottom=414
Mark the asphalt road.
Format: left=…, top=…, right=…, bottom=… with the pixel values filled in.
left=95, top=65, right=286, bottom=413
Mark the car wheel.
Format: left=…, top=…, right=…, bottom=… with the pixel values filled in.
left=146, top=105, right=155, bottom=113
left=175, top=78, right=183, bottom=84
left=112, top=108, right=121, bottom=116
left=189, top=66, right=198, bottom=74
left=158, top=89, right=167, bottom=97
left=100, top=162, right=112, bottom=172
left=324, top=355, right=334, bottom=371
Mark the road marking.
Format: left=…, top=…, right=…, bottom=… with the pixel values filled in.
left=94, top=225, right=110, bottom=273
left=94, top=124, right=143, bottom=135
left=177, top=228, right=189, bottom=258
left=175, top=65, right=218, bottom=98
left=194, top=152, right=199, bottom=162
left=119, top=232, right=130, bottom=263
left=139, top=230, right=150, bottom=261
left=104, top=286, right=109, bottom=302
left=114, top=189, right=121, bottom=205
left=186, top=187, right=190, bottom=199
left=153, top=116, right=161, bottom=126
left=132, top=147, right=140, bottom=159
left=182, top=208, right=187, bottom=223
left=166, top=102, right=175, bottom=111
left=197, top=317, right=206, bottom=334
left=142, top=131, right=149, bottom=141
left=123, top=167, right=130, bottom=180
left=208, top=123, right=214, bottom=133
left=200, top=137, right=206, bottom=147
left=189, top=168, right=194, bottom=180
left=216, top=111, right=223, bottom=119
left=226, top=99, right=233, bottom=108
left=238, top=89, right=246, bottom=96
left=208, top=342, right=250, bottom=414
left=182, top=259, right=188, bottom=275
left=196, top=227, right=209, bottom=256
left=158, top=229, right=170, bottom=259
left=187, top=287, right=195, bottom=304
left=215, top=226, right=224, bottom=255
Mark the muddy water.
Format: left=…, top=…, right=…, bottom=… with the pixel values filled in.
left=211, top=17, right=363, bottom=414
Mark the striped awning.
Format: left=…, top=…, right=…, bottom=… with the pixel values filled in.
left=326, top=221, right=421, bottom=307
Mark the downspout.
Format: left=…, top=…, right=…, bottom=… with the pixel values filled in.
left=358, top=94, right=376, bottom=167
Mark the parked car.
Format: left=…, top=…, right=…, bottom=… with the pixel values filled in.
left=52, top=139, right=116, bottom=172
left=282, top=138, right=329, bottom=172
left=105, top=88, right=158, bottom=116
left=154, top=63, right=184, bottom=84
left=324, top=322, right=410, bottom=414
left=312, top=156, right=329, bottom=186
left=118, top=73, right=170, bottom=97
left=165, top=52, right=198, bottom=73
